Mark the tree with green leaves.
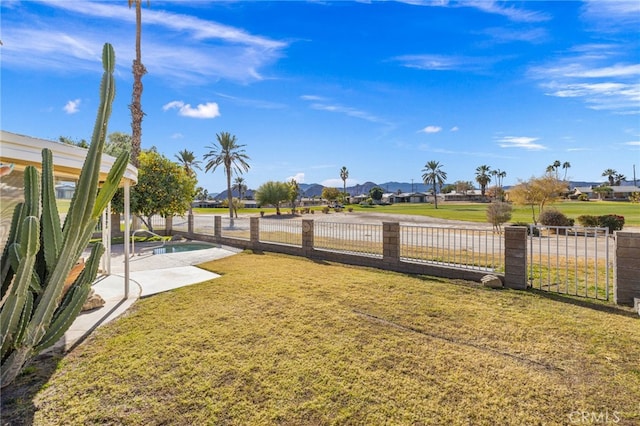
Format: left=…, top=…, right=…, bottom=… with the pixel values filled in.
left=421, top=160, right=447, bottom=209
left=204, top=132, right=250, bottom=227
left=369, top=186, right=384, bottom=202
left=340, top=166, right=349, bottom=202
left=475, top=165, right=491, bottom=197
left=255, top=181, right=290, bottom=215
left=322, top=187, right=341, bottom=204
left=288, top=179, right=300, bottom=211
left=104, top=132, right=132, bottom=158
left=113, top=149, right=196, bottom=231
left=58, top=136, right=89, bottom=148
left=128, top=0, right=149, bottom=167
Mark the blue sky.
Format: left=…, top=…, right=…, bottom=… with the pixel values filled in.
left=1, top=1, right=639, bottom=193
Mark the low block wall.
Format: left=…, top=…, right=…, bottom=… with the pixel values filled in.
left=614, top=232, right=640, bottom=306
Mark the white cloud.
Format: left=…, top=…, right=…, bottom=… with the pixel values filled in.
left=497, top=136, right=547, bottom=151
left=300, top=95, right=326, bottom=101
left=625, top=141, right=640, bottom=146
left=321, top=178, right=345, bottom=188
left=309, top=103, right=386, bottom=124
left=163, top=101, right=220, bottom=119
left=2, top=1, right=287, bottom=84
left=394, top=54, right=498, bottom=72
left=421, top=126, right=442, bottom=134
left=171, top=133, right=184, bottom=139
left=450, top=126, right=459, bottom=132
left=529, top=44, right=640, bottom=114
left=399, top=0, right=550, bottom=23
left=63, top=99, right=81, bottom=114
left=286, top=173, right=305, bottom=183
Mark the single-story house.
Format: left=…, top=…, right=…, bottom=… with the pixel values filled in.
left=572, top=185, right=640, bottom=200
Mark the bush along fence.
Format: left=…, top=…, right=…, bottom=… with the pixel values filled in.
left=164, top=215, right=639, bottom=308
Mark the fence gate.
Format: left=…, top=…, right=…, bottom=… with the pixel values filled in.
left=528, top=225, right=612, bottom=300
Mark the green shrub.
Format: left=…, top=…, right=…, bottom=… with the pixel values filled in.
left=539, top=209, right=574, bottom=227
left=576, top=215, right=599, bottom=227
left=578, top=194, right=589, bottom=201
left=598, top=214, right=624, bottom=232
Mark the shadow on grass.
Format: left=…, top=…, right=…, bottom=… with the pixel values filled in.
left=1, top=349, right=63, bottom=426
left=528, top=288, right=638, bottom=318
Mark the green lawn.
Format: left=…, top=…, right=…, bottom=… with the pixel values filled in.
left=195, top=200, right=640, bottom=226
left=4, top=253, right=639, bottom=425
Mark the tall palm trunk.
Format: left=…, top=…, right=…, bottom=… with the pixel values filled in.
left=130, top=1, right=146, bottom=167
left=226, top=165, right=234, bottom=227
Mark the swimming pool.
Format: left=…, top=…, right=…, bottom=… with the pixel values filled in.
left=153, top=242, right=217, bottom=255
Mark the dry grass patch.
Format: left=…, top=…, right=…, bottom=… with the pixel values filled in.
left=4, top=252, right=639, bottom=425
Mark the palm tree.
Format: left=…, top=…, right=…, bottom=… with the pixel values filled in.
left=491, top=169, right=507, bottom=201
left=204, top=132, right=250, bottom=226
left=421, top=161, right=447, bottom=209
left=475, top=165, right=492, bottom=197
left=340, top=166, right=349, bottom=203
left=175, top=149, right=201, bottom=216
left=602, top=169, right=617, bottom=186
left=562, top=161, right=571, bottom=181
left=174, top=149, right=202, bottom=178
left=128, top=0, right=149, bottom=167
left=546, top=160, right=561, bottom=179
left=614, top=173, right=626, bottom=186
left=233, top=176, right=247, bottom=200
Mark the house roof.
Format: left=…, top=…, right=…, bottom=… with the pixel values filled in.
left=1, top=130, right=137, bottom=185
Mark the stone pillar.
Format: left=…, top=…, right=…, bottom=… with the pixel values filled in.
left=383, top=222, right=400, bottom=266
left=302, top=219, right=314, bottom=256
left=504, top=226, right=528, bottom=290
left=165, top=216, right=173, bottom=236
left=614, top=232, right=640, bottom=306
left=250, top=217, right=260, bottom=247
left=214, top=216, right=221, bottom=239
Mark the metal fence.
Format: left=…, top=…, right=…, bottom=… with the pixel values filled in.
left=221, top=217, right=251, bottom=240
left=528, top=225, right=612, bottom=300
left=259, top=219, right=302, bottom=246
left=314, top=221, right=383, bottom=257
left=400, top=226, right=504, bottom=272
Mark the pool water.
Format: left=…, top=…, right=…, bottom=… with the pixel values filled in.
left=153, top=243, right=216, bottom=255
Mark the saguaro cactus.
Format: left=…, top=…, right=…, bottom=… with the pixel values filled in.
left=0, top=43, right=129, bottom=387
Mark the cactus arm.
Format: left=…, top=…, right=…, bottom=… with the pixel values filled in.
left=63, top=43, right=115, bottom=239
left=0, top=216, right=40, bottom=356
left=1, top=203, right=25, bottom=294
left=41, top=149, right=63, bottom=277
left=23, top=166, right=41, bottom=219
left=92, top=151, right=130, bottom=218
left=13, top=291, right=33, bottom=349
left=35, top=243, right=104, bottom=353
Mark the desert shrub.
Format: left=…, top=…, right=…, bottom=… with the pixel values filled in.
left=577, top=215, right=599, bottom=227
left=539, top=209, right=574, bottom=227
left=486, top=202, right=512, bottom=232
left=598, top=214, right=624, bottom=232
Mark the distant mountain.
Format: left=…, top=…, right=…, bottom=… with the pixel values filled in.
left=209, top=179, right=636, bottom=200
